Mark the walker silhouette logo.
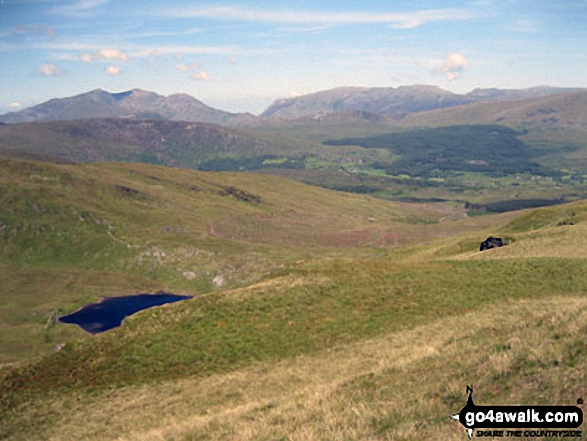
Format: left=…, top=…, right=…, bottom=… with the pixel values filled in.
left=450, top=386, right=583, bottom=439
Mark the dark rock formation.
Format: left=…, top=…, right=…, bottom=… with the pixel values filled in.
left=480, top=236, right=504, bottom=251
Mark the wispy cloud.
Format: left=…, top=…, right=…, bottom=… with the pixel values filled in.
left=127, top=28, right=202, bottom=39
left=275, top=24, right=334, bottom=34
left=30, top=41, right=279, bottom=59
left=54, top=0, right=110, bottom=17
left=130, top=45, right=277, bottom=58
left=156, top=6, right=477, bottom=28
left=11, top=24, right=57, bottom=39
left=175, top=61, right=200, bottom=72
left=37, top=63, right=67, bottom=77
left=7, top=101, right=22, bottom=108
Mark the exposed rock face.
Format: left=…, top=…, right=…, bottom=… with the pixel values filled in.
left=480, top=236, right=504, bottom=251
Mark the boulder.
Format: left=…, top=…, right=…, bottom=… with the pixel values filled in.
left=480, top=236, right=504, bottom=251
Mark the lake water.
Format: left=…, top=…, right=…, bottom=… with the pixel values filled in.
left=59, top=293, right=192, bottom=333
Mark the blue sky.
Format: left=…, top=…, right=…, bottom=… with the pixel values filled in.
left=0, top=0, right=586, bottom=114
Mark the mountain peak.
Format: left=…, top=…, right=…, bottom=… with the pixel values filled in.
left=129, top=88, right=160, bottom=97
left=0, top=89, right=254, bottom=125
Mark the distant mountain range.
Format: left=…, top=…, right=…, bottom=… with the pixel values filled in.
left=260, top=85, right=584, bottom=120
left=2, top=86, right=587, bottom=215
left=0, top=89, right=258, bottom=126
left=1, top=85, right=584, bottom=126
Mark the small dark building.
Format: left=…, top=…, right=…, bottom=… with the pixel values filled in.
left=480, top=236, right=504, bottom=251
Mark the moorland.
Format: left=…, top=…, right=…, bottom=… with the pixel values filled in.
left=1, top=85, right=586, bottom=440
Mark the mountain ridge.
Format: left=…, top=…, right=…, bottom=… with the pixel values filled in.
left=260, top=85, right=584, bottom=120
left=2, top=85, right=584, bottom=126
left=0, top=88, right=258, bottom=126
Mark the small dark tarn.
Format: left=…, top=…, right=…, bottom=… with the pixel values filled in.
left=59, top=292, right=192, bottom=333
left=479, top=236, right=504, bottom=251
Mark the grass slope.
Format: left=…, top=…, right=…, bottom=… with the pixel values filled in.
left=1, top=170, right=587, bottom=439
left=1, top=156, right=470, bottom=363
left=16, top=296, right=580, bottom=441
left=401, top=91, right=587, bottom=130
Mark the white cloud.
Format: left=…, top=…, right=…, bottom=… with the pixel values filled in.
left=191, top=71, right=211, bottom=81
left=440, top=53, right=469, bottom=80
left=175, top=61, right=200, bottom=72
left=80, top=48, right=129, bottom=63
left=35, top=42, right=276, bottom=59
left=54, top=0, right=110, bottom=17
left=7, top=102, right=22, bottom=108
left=158, top=6, right=476, bottom=29
left=132, top=45, right=247, bottom=57
left=37, top=63, right=67, bottom=76
left=106, top=65, right=122, bottom=75
left=97, top=48, right=129, bottom=61
left=129, top=28, right=201, bottom=38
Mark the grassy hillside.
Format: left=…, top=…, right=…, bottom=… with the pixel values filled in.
left=1, top=158, right=587, bottom=439
left=401, top=91, right=587, bottom=130
left=0, top=119, right=303, bottom=167
left=401, top=91, right=587, bottom=172
left=1, top=156, right=475, bottom=363
left=0, top=118, right=390, bottom=176
left=6, top=296, right=581, bottom=441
